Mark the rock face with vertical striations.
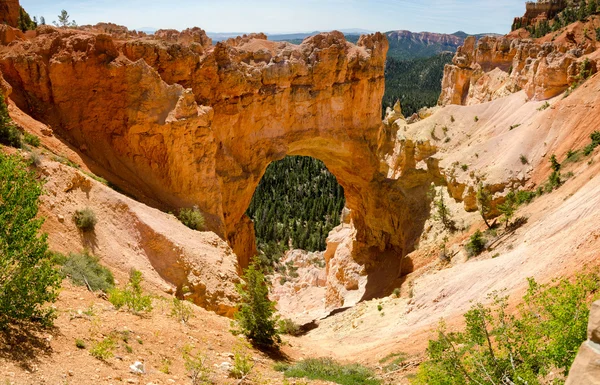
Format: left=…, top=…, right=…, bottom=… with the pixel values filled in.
left=0, top=0, right=20, bottom=28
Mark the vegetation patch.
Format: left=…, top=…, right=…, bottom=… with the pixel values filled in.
left=275, top=358, right=380, bottom=385
left=73, top=207, right=97, bottom=232
left=178, top=207, right=206, bottom=231
left=414, top=273, right=600, bottom=385
left=108, top=269, right=153, bottom=314
left=465, top=230, right=486, bottom=257
left=58, top=251, right=115, bottom=292
left=0, top=153, right=61, bottom=327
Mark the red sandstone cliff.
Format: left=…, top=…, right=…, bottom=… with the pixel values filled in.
left=0, top=0, right=20, bottom=28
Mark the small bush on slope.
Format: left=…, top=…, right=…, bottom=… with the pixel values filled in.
left=59, top=251, right=114, bottom=292
left=413, top=273, right=600, bottom=385
left=108, top=269, right=152, bottom=314
left=178, top=207, right=205, bottom=231
left=275, top=358, right=380, bottom=385
left=73, top=207, right=97, bottom=232
left=0, top=152, right=61, bottom=327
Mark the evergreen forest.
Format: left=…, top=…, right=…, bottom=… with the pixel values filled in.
left=246, top=156, right=345, bottom=264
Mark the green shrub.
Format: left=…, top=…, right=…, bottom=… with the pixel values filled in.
left=465, top=230, right=486, bottom=257
left=0, top=153, right=61, bottom=327
left=275, top=358, right=380, bottom=385
left=515, top=190, right=536, bottom=205
left=231, top=347, right=253, bottom=379
left=519, top=154, right=528, bottom=164
left=233, top=261, right=280, bottom=347
left=0, top=93, right=22, bottom=148
left=537, top=101, right=550, bottom=111
left=90, top=336, right=115, bottom=360
left=182, top=344, right=212, bottom=385
left=59, top=252, right=114, bottom=292
left=460, top=164, right=468, bottom=171
left=413, top=273, right=600, bottom=385
left=474, top=116, right=479, bottom=122
left=73, top=207, right=97, bottom=232
left=379, top=352, right=409, bottom=372
left=498, top=191, right=517, bottom=228
left=392, top=288, right=401, bottom=298
left=108, top=269, right=152, bottom=314
left=178, top=207, right=205, bottom=231
left=75, top=339, right=86, bottom=349
left=278, top=318, right=302, bottom=336
left=170, top=297, right=194, bottom=324
left=24, top=133, right=41, bottom=147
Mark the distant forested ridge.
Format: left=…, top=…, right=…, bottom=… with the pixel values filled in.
left=246, top=156, right=345, bottom=263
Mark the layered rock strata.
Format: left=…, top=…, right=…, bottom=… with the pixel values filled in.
left=0, top=25, right=440, bottom=286
left=439, top=33, right=598, bottom=105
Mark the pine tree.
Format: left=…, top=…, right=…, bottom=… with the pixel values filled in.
left=233, top=262, right=280, bottom=347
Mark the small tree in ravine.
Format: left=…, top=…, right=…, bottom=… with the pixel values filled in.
left=476, top=183, right=493, bottom=229
left=0, top=153, right=61, bottom=327
left=233, top=261, right=280, bottom=347
left=497, top=191, right=517, bottom=229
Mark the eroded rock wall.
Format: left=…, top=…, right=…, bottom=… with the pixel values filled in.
left=439, top=31, right=598, bottom=105
left=0, top=25, right=439, bottom=285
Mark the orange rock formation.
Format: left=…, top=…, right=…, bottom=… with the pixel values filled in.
left=0, top=24, right=439, bottom=288
left=439, top=21, right=598, bottom=106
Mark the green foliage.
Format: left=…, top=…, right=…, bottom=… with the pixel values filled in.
left=246, top=156, right=345, bottom=266
left=429, top=186, right=455, bottom=231
left=520, top=154, right=529, bottom=164
left=170, top=297, right=194, bottom=324
left=583, top=130, right=600, bottom=156
left=275, top=358, right=380, bottom=385
left=231, top=346, right=254, bottom=379
left=17, top=7, right=37, bottom=32
left=54, top=9, right=77, bottom=28
left=413, top=273, right=600, bottom=385
left=233, top=261, right=280, bottom=347
left=498, top=191, right=517, bottom=228
left=0, top=93, right=22, bottom=149
left=177, top=207, right=205, bottom=231
left=392, top=288, right=401, bottom=298
left=476, top=184, right=493, bottom=229
left=515, top=190, right=536, bottom=205
left=278, top=318, right=302, bottom=336
left=382, top=53, right=453, bottom=118
left=596, top=27, right=600, bottom=41
left=73, top=207, right=97, bottom=232
left=379, top=352, right=409, bottom=372
left=108, top=269, right=152, bottom=314
left=460, top=164, right=468, bottom=171
left=23, top=133, right=41, bottom=147
left=0, top=153, right=61, bottom=327
left=59, top=251, right=115, bottom=292
left=465, top=230, right=486, bottom=257
left=75, top=339, right=86, bottom=349
left=474, top=116, right=479, bottom=122
left=90, top=336, right=116, bottom=360
left=182, top=344, right=212, bottom=385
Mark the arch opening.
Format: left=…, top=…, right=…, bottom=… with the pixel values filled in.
left=246, top=155, right=345, bottom=268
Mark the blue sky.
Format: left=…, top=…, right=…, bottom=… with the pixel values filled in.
left=20, top=0, right=525, bottom=34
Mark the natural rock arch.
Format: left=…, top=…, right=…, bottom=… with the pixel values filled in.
left=0, top=26, right=439, bottom=282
